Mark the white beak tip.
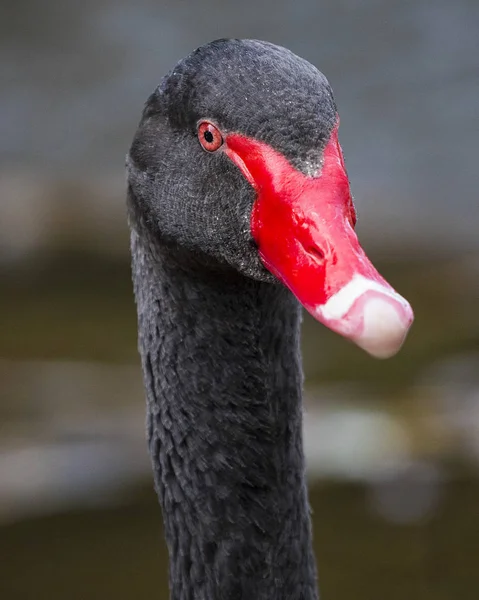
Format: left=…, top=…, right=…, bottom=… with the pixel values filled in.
left=352, top=297, right=414, bottom=359
left=315, top=275, right=414, bottom=359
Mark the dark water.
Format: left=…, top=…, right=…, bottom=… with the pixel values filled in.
left=2, top=480, right=479, bottom=600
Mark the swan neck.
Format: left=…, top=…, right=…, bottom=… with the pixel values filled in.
left=129, top=212, right=318, bottom=600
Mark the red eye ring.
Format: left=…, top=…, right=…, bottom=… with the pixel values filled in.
left=198, top=121, right=223, bottom=152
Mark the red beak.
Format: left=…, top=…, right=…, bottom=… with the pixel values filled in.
left=224, top=121, right=414, bottom=358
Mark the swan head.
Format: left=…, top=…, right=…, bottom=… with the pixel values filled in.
left=127, top=38, right=413, bottom=358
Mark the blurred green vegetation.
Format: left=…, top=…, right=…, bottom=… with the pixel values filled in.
left=2, top=253, right=477, bottom=388
left=1, top=252, right=478, bottom=599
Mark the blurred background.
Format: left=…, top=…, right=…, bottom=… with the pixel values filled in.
left=1, top=0, right=478, bottom=598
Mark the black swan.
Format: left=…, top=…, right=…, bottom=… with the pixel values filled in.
left=126, top=39, right=413, bottom=600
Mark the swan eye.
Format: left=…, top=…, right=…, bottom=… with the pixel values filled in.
left=198, top=121, right=223, bottom=152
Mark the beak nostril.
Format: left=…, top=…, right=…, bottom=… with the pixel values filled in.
left=307, top=246, right=325, bottom=264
